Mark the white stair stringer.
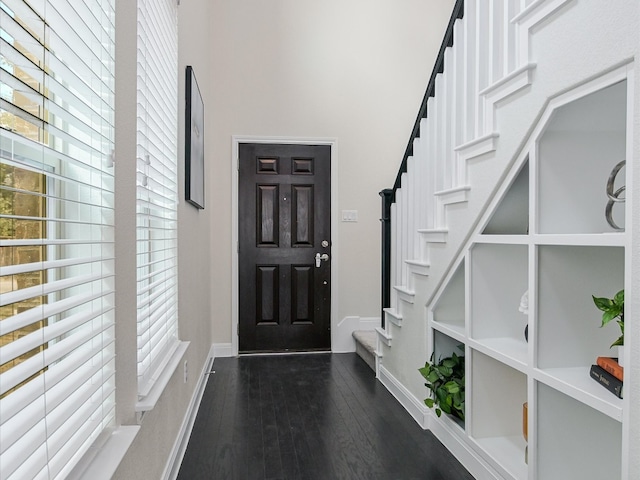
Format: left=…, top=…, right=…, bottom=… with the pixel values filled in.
left=393, top=285, right=415, bottom=305
left=405, top=259, right=430, bottom=278
left=384, top=307, right=403, bottom=328
left=375, top=326, right=392, bottom=347
left=414, top=0, right=573, bottom=239
left=384, top=0, right=576, bottom=315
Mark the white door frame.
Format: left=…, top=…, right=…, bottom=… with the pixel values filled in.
left=231, top=136, right=339, bottom=356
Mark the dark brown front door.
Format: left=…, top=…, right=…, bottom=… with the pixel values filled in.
left=238, top=143, right=331, bottom=352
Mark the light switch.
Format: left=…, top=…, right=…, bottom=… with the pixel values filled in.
left=342, top=210, right=358, bottom=222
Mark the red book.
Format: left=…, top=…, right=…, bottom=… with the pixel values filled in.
left=596, top=356, right=624, bottom=381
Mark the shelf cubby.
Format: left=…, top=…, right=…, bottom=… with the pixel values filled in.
left=537, top=81, right=627, bottom=235
left=425, top=72, right=631, bottom=480
left=432, top=261, right=465, bottom=337
left=536, top=382, right=622, bottom=479
left=470, top=350, right=528, bottom=480
left=433, top=330, right=465, bottom=363
left=482, top=160, right=529, bottom=235
left=431, top=331, right=466, bottom=431
left=536, top=245, right=624, bottom=370
left=470, top=243, right=529, bottom=365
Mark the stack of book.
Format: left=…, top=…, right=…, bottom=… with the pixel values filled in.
left=590, top=357, right=623, bottom=399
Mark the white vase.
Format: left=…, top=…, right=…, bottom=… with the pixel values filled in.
left=617, top=345, right=625, bottom=368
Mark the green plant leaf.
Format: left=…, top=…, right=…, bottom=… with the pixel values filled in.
left=420, top=353, right=465, bottom=421
left=592, top=296, right=612, bottom=311
left=444, top=381, right=460, bottom=394
left=436, top=365, right=453, bottom=377
left=426, top=371, right=439, bottom=383
left=611, top=335, right=624, bottom=347
left=614, top=289, right=624, bottom=305
left=442, top=358, right=457, bottom=369
left=601, top=308, right=620, bottom=324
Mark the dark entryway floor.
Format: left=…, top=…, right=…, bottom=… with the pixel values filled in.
left=177, top=353, right=474, bottom=480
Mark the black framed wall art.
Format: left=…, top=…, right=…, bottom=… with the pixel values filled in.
left=185, top=65, right=205, bottom=209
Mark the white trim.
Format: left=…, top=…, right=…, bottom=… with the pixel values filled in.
left=405, top=259, right=430, bottom=277
left=213, top=343, right=234, bottom=358
left=393, top=285, right=415, bottom=304
left=429, top=416, right=502, bottom=480
left=231, top=136, right=339, bottom=356
left=377, top=365, right=498, bottom=480
left=511, top=0, right=572, bottom=27
left=417, top=228, right=449, bottom=243
left=378, top=364, right=428, bottom=428
left=479, top=63, right=536, bottom=99
left=67, top=427, right=141, bottom=480
left=383, top=307, right=403, bottom=327
left=333, top=316, right=380, bottom=353
left=136, top=341, right=190, bottom=412
left=162, top=346, right=215, bottom=480
left=375, top=327, right=393, bottom=347
left=435, top=185, right=471, bottom=205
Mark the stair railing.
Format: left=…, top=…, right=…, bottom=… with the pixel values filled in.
left=380, top=0, right=464, bottom=323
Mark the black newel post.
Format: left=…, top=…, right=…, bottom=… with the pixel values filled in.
left=379, top=189, right=393, bottom=329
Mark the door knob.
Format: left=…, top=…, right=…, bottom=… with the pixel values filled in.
left=315, top=252, right=330, bottom=267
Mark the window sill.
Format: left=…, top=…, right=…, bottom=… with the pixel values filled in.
left=67, top=426, right=140, bottom=480
left=136, top=341, right=190, bottom=414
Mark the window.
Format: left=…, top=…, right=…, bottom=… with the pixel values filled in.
left=0, top=164, right=47, bottom=397
left=136, top=0, right=180, bottom=401
left=0, top=0, right=116, bottom=478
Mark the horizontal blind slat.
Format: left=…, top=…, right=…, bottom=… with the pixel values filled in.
left=0, top=255, right=111, bottom=276
left=0, top=0, right=116, bottom=474
left=0, top=272, right=107, bottom=307
left=136, top=0, right=179, bottom=399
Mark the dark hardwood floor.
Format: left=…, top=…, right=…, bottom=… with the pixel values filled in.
left=177, top=353, right=474, bottom=480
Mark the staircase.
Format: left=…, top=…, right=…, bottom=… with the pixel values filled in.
left=377, top=0, right=573, bottom=356
left=378, top=0, right=571, bottom=343
left=375, top=1, right=640, bottom=479
left=352, top=330, right=376, bottom=372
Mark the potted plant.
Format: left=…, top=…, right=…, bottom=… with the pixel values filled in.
left=593, top=289, right=624, bottom=366
left=418, top=352, right=465, bottom=422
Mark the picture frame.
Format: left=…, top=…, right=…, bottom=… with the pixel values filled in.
left=185, top=65, right=205, bottom=209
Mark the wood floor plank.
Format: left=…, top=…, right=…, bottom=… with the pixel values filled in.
left=178, top=353, right=474, bottom=480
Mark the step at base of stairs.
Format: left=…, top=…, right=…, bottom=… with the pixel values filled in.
left=352, top=330, right=376, bottom=373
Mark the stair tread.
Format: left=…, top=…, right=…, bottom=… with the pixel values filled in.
left=352, top=330, right=377, bottom=354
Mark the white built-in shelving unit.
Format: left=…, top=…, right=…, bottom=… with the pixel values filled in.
left=427, top=74, right=631, bottom=480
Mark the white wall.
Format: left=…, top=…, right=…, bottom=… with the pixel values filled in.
left=208, top=0, right=455, bottom=345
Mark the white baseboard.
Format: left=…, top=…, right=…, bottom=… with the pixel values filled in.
left=332, top=316, right=380, bottom=353
left=212, top=343, right=234, bottom=357
left=378, top=365, right=429, bottom=428
left=162, top=345, right=215, bottom=480
left=429, top=415, right=501, bottom=480
left=378, top=364, right=500, bottom=480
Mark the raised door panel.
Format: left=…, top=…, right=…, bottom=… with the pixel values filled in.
left=257, top=185, right=278, bottom=247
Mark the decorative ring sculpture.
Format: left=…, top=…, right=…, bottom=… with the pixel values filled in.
left=605, top=160, right=625, bottom=231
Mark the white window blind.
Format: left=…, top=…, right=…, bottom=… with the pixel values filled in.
left=136, top=0, right=179, bottom=399
left=0, top=1, right=116, bottom=479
